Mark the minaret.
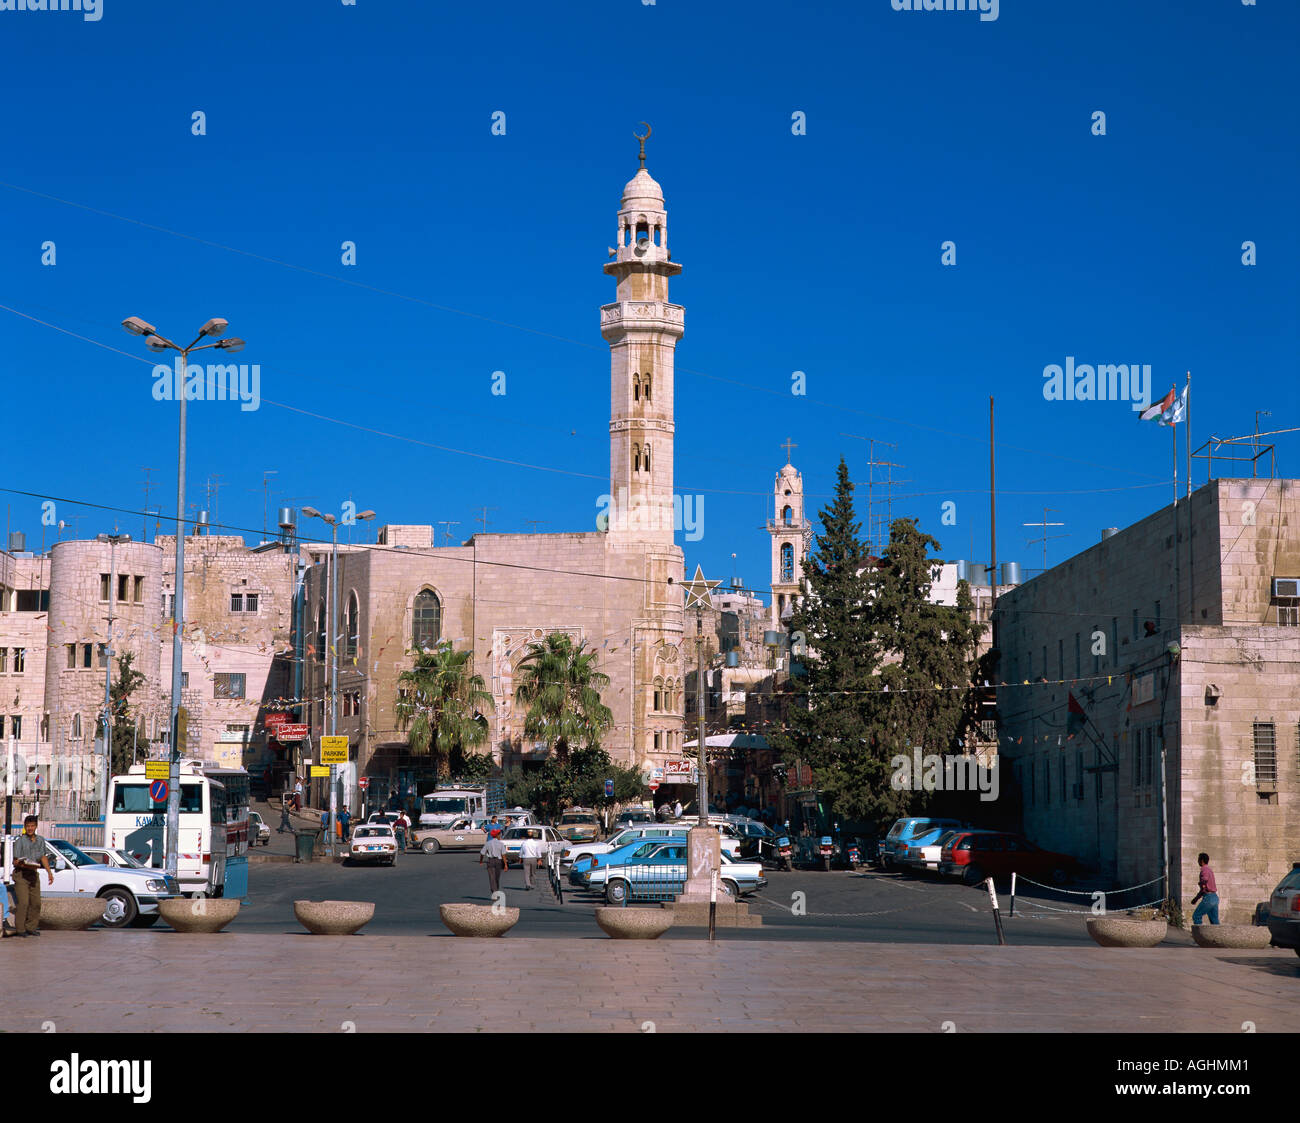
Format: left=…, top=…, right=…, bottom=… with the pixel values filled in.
left=602, top=125, right=683, bottom=544
left=769, top=441, right=809, bottom=630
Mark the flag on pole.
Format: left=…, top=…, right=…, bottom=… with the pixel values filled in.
left=1156, top=384, right=1188, bottom=427
left=1139, top=386, right=1176, bottom=422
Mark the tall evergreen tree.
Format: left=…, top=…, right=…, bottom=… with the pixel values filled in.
left=772, top=458, right=882, bottom=820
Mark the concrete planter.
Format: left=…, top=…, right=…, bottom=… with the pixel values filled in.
left=39, top=898, right=108, bottom=930
left=595, top=906, right=674, bottom=939
left=439, top=903, right=519, bottom=937
left=293, top=899, right=375, bottom=935
left=158, top=898, right=241, bottom=933
left=1086, top=916, right=1168, bottom=948
left=1191, top=924, right=1273, bottom=950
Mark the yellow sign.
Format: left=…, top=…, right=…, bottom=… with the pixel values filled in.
left=144, top=762, right=169, bottom=780
left=310, top=765, right=330, bottom=778
left=319, top=736, right=349, bottom=764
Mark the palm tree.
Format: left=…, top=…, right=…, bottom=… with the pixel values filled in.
left=513, top=633, right=613, bottom=765
left=395, top=643, right=494, bottom=778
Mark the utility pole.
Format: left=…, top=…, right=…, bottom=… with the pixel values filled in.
left=681, top=565, right=721, bottom=921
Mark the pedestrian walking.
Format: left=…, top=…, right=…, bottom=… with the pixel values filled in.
left=11, top=815, right=54, bottom=937
left=339, top=808, right=351, bottom=842
left=394, top=811, right=409, bottom=852
left=278, top=801, right=293, bottom=834
left=479, top=831, right=509, bottom=895
left=519, top=830, right=544, bottom=890
left=320, top=810, right=329, bottom=834
left=1191, top=852, right=1220, bottom=925
left=293, top=778, right=303, bottom=811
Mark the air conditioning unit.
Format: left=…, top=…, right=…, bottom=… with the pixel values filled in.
left=1272, top=577, right=1300, bottom=599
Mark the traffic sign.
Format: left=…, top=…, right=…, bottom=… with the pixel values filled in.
left=604, top=779, right=614, bottom=797
left=309, top=765, right=330, bottom=778
left=319, top=735, right=349, bottom=764
left=145, top=761, right=169, bottom=780
left=358, top=777, right=370, bottom=790
left=649, top=780, right=660, bottom=792
left=149, top=779, right=168, bottom=803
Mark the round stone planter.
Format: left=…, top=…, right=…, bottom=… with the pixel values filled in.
left=595, top=906, right=674, bottom=940
left=38, top=898, right=109, bottom=930
left=1191, top=924, right=1273, bottom=950
left=293, top=899, right=375, bottom=935
left=439, top=902, right=519, bottom=937
left=1086, top=916, right=1168, bottom=948
left=159, top=897, right=241, bottom=933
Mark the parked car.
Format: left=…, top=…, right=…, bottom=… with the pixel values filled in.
left=880, top=818, right=965, bottom=870
left=1266, top=861, right=1300, bottom=958
left=563, top=824, right=739, bottom=869
left=348, top=824, right=398, bottom=866
left=417, top=817, right=488, bottom=854
left=614, top=807, right=658, bottom=830
left=366, top=811, right=401, bottom=826
left=248, top=811, right=271, bottom=846
left=938, top=831, right=1081, bottom=887
left=15, top=837, right=180, bottom=928
left=570, top=834, right=686, bottom=887
left=902, top=828, right=961, bottom=874
left=79, top=846, right=150, bottom=869
left=500, top=825, right=566, bottom=863
left=585, top=841, right=767, bottom=905
left=557, top=808, right=602, bottom=843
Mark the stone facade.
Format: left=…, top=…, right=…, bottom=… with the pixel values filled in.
left=993, top=478, right=1300, bottom=919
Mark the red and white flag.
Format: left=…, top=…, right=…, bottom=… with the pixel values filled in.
left=1139, top=386, right=1176, bottom=422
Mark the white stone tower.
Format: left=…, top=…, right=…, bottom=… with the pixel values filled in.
left=602, top=126, right=683, bottom=544
left=769, top=443, right=810, bottom=630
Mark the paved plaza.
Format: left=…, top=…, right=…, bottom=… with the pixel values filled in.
left=3, top=932, right=1296, bottom=1033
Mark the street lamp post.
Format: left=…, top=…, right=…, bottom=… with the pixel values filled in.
left=122, top=316, right=245, bottom=880
left=302, top=506, right=375, bottom=855
left=681, top=565, right=721, bottom=913
left=98, top=533, right=130, bottom=815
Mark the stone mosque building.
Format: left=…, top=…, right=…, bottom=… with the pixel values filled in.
left=296, top=143, right=691, bottom=794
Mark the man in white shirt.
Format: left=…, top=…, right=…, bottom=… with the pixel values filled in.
left=479, top=832, right=509, bottom=894
left=519, top=830, right=544, bottom=890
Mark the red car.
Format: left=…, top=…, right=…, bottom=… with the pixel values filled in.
left=939, top=831, right=1080, bottom=887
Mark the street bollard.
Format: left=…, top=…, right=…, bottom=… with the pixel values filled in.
left=985, top=877, right=1006, bottom=945
left=1009, top=871, right=1017, bottom=918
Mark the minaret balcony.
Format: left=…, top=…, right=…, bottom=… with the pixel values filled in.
left=600, top=301, right=685, bottom=340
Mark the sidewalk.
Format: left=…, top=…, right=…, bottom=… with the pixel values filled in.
left=2, top=933, right=1296, bottom=1033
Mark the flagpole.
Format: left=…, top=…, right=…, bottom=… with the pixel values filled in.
left=1185, top=371, right=1191, bottom=500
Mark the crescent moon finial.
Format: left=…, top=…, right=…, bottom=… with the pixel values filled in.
left=634, top=121, right=652, bottom=168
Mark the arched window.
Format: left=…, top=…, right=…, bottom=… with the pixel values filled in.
left=316, top=603, right=326, bottom=662
left=345, top=593, right=359, bottom=660
left=644, top=442, right=652, bottom=472
left=632, top=443, right=641, bottom=474
left=643, top=373, right=652, bottom=401
left=635, top=220, right=650, bottom=244
left=782, top=506, right=793, bottom=525
left=633, top=374, right=641, bottom=402
left=781, top=543, right=794, bottom=581
left=412, top=589, right=441, bottom=650
left=72, top=713, right=82, bottom=740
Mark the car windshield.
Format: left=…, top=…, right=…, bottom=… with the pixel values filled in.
left=561, top=814, right=598, bottom=825
left=424, top=797, right=469, bottom=813
left=354, top=827, right=391, bottom=839
left=606, top=830, right=634, bottom=846
left=49, top=839, right=97, bottom=867
left=112, top=849, right=148, bottom=868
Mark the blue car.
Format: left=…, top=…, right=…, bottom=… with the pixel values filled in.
left=569, top=833, right=687, bottom=888
left=880, top=818, right=964, bottom=870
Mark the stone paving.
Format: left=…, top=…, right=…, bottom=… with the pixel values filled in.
left=2, top=932, right=1296, bottom=1033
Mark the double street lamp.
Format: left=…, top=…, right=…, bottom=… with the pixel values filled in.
left=122, top=315, right=245, bottom=881
left=301, top=505, right=375, bottom=855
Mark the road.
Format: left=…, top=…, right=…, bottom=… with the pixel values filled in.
left=235, top=847, right=1191, bottom=945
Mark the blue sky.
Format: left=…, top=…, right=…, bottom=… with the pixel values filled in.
left=1, top=0, right=1296, bottom=593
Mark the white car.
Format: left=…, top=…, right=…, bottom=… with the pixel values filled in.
left=583, top=843, right=766, bottom=903
left=500, top=825, right=565, bottom=863
left=11, top=837, right=181, bottom=928
left=562, top=824, right=740, bottom=869
left=248, top=812, right=271, bottom=846
left=909, top=830, right=961, bottom=874
left=348, top=824, right=398, bottom=866
left=79, top=846, right=150, bottom=870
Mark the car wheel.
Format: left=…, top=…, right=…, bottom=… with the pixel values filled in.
left=606, top=879, right=630, bottom=906
left=422, top=838, right=440, bottom=854
left=962, top=864, right=985, bottom=887
left=128, top=914, right=161, bottom=928
left=722, top=879, right=741, bottom=899
left=98, top=888, right=138, bottom=928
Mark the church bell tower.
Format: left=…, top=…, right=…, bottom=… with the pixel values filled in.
left=602, top=124, right=683, bottom=544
